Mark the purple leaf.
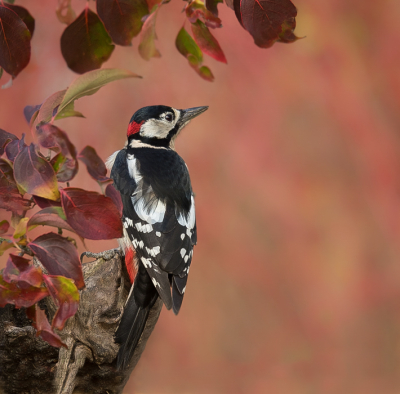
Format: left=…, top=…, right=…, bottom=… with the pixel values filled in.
left=77, top=146, right=108, bottom=181
left=32, top=195, right=62, bottom=209
left=0, top=129, right=18, bottom=156
left=5, top=135, right=26, bottom=162
left=4, top=4, right=35, bottom=37
left=28, top=232, right=84, bottom=289
left=13, top=144, right=60, bottom=200
left=60, top=7, right=115, bottom=74
left=233, top=0, right=299, bottom=48
left=23, top=104, right=41, bottom=125
left=28, top=206, right=75, bottom=233
left=97, top=0, right=149, bottom=46
left=0, top=4, right=31, bottom=78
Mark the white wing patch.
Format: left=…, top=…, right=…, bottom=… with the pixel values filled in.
left=133, top=197, right=166, bottom=224
left=127, top=153, right=166, bottom=224
left=176, top=195, right=196, bottom=229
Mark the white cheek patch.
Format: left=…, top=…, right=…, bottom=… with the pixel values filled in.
left=141, top=119, right=173, bottom=139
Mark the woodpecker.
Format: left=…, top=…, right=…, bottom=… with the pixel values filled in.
left=106, top=105, right=208, bottom=370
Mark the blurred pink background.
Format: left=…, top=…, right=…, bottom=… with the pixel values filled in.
left=2, top=0, right=400, bottom=393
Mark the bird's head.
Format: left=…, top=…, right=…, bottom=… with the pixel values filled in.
left=127, top=105, right=208, bottom=149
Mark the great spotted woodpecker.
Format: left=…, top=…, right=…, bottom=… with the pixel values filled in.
left=106, top=105, right=208, bottom=369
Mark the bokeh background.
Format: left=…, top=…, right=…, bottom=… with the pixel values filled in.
left=2, top=0, right=400, bottom=393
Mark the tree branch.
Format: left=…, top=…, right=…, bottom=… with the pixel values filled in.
left=0, top=254, right=162, bottom=394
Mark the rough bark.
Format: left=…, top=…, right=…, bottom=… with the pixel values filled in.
left=0, top=254, right=162, bottom=394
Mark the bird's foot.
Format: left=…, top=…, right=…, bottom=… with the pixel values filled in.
left=80, top=248, right=122, bottom=263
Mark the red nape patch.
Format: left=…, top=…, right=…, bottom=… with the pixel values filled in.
left=125, top=247, right=136, bottom=284
left=127, top=120, right=144, bottom=136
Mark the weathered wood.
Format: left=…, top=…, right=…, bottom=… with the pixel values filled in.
left=0, top=254, right=162, bottom=394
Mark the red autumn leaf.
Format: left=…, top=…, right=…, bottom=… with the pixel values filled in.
left=43, top=275, right=79, bottom=330
left=0, top=129, right=17, bottom=156
left=28, top=206, right=75, bottom=233
left=138, top=6, right=161, bottom=61
left=3, top=254, right=43, bottom=289
left=205, top=0, right=223, bottom=17
left=77, top=146, right=108, bottom=181
left=2, top=254, right=24, bottom=283
left=0, top=4, right=31, bottom=78
left=233, top=0, right=298, bottom=48
left=191, top=20, right=227, bottom=63
left=33, top=306, right=67, bottom=348
left=28, top=232, right=84, bottom=289
left=0, top=187, right=30, bottom=212
left=0, top=220, right=9, bottom=235
left=13, top=144, right=60, bottom=201
left=97, top=0, right=149, bottom=46
left=105, top=183, right=123, bottom=216
left=4, top=4, right=35, bottom=37
left=0, top=275, right=49, bottom=308
left=5, top=135, right=26, bottom=162
left=60, top=187, right=123, bottom=240
left=23, top=104, right=41, bottom=125
left=186, top=0, right=222, bottom=28
left=60, top=7, right=115, bottom=74
left=32, top=195, right=62, bottom=209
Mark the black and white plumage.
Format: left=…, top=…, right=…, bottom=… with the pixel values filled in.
left=107, top=105, right=208, bottom=370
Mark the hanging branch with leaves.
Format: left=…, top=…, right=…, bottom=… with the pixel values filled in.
left=0, top=0, right=299, bottom=84
left=0, top=68, right=140, bottom=347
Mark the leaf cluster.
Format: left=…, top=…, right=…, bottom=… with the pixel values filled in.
left=0, top=0, right=299, bottom=84
left=0, top=69, right=135, bottom=347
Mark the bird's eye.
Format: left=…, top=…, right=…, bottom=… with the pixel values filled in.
left=165, top=113, right=173, bottom=122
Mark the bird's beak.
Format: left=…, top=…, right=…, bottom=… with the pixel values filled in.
left=179, top=106, right=209, bottom=123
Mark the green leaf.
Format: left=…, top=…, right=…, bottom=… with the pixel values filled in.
left=13, top=217, right=29, bottom=238
left=199, top=65, right=214, bottom=81
left=175, top=27, right=214, bottom=82
left=54, top=102, right=85, bottom=120
left=176, top=27, right=203, bottom=63
left=58, top=68, right=141, bottom=115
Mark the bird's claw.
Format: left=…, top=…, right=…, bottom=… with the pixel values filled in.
left=80, top=248, right=122, bottom=263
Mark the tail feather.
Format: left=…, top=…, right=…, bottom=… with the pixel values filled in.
left=115, top=291, right=154, bottom=370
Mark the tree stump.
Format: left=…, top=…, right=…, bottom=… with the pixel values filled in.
left=0, top=254, right=162, bottom=394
